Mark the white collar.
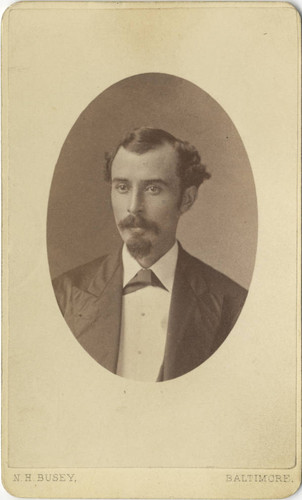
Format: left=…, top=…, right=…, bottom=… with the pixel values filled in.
left=122, top=242, right=179, bottom=292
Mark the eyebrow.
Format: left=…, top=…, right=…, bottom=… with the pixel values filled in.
left=141, top=179, right=169, bottom=187
left=111, top=178, right=129, bottom=183
left=111, top=178, right=169, bottom=187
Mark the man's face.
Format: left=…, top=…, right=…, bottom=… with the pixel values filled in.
left=111, top=143, right=189, bottom=265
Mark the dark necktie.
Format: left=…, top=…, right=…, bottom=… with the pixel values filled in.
left=123, top=268, right=167, bottom=295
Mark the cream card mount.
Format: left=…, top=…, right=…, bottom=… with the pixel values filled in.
left=2, top=2, right=301, bottom=498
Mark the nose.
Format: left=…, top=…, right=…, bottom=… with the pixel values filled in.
left=128, top=189, right=144, bottom=215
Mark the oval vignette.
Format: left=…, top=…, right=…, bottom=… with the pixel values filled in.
left=47, top=73, right=258, bottom=382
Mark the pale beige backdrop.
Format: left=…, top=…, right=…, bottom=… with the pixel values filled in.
left=2, top=2, right=301, bottom=498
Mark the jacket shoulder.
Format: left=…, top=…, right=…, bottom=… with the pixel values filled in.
left=52, top=254, right=111, bottom=313
left=179, top=247, right=248, bottom=300
left=53, top=255, right=108, bottom=289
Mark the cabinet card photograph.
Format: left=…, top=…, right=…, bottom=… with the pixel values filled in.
left=2, top=2, right=301, bottom=498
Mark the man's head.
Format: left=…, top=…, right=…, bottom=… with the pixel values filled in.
left=105, top=127, right=210, bottom=266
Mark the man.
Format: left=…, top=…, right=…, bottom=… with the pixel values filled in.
left=53, top=127, right=247, bottom=382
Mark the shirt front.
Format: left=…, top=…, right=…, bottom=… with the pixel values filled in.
left=116, top=242, right=179, bottom=382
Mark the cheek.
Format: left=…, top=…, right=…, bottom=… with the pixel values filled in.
left=160, top=196, right=180, bottom=212
left=150, top=194, right=178, bottom=209
left=149, top=200, right=179, bottom=224
left=111, top=194, right=126, bottom=215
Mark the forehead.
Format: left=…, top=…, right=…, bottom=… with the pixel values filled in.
left=111, top=143, right=179, bottom=181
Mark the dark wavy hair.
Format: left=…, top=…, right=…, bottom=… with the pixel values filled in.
left=104, top=127, right=211, bottom=192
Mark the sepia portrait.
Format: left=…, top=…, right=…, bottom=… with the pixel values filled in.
left=47, top=73, right=257, bottom=382
left=3, top=3, right=300, bottom=498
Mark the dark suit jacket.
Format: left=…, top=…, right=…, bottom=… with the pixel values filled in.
left=53, top=244, right=247, bottom=381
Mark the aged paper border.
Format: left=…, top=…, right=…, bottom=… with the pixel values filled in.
left=1, top=1, right=301, bottom=498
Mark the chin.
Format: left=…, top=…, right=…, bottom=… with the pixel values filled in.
left=126, top=236, right=152, bottom=259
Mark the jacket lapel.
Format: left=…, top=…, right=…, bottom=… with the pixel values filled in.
left=65, top=244, right=229, bottom=381
left=68, top=250, right=123, bottom=373
left=160, top=246, right=223, bottom=381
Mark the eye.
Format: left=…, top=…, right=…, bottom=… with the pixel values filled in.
left=115, top=183, right=129, bottom=194
left=145, top=185, right=161, bottom=195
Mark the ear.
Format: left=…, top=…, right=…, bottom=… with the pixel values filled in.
left=179, top=186, right=198, bottom=214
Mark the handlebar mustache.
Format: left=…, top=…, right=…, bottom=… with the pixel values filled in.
left=118, top=215, right=159, bottom=234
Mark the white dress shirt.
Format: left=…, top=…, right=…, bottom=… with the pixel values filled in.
left=116, top=242, right=179, bottom=382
